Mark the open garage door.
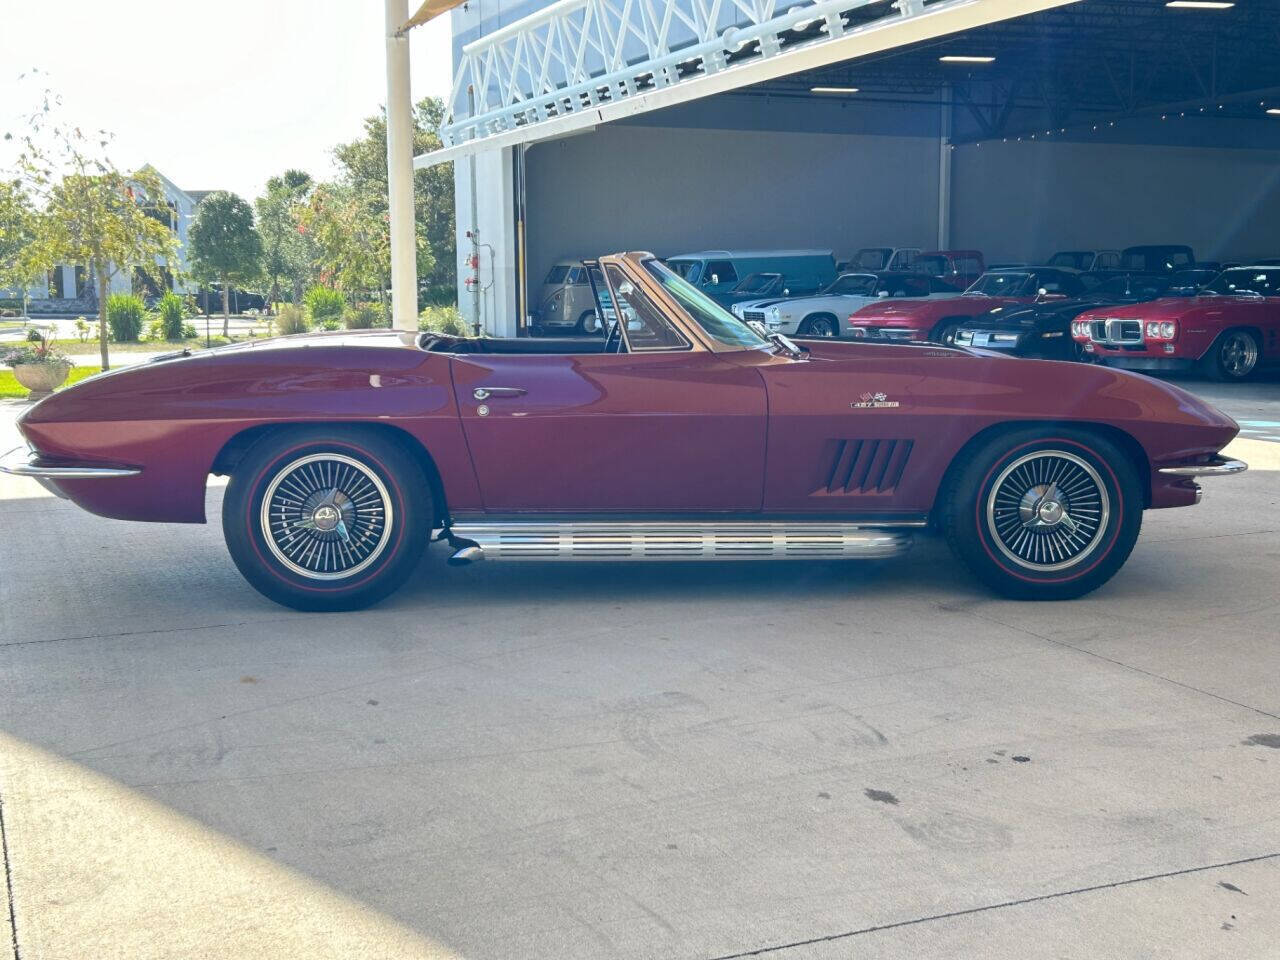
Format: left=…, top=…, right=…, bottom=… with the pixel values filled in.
left=426, top=0, right=1280, bottom=336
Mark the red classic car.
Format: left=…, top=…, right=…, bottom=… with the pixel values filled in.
left=1072, top=265, right=1280, bottom=380
left=2, top=253, right=1246, bottom=611
left=848, top=267, right=1088, bottom=344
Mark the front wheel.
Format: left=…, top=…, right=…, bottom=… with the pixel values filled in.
left=1201, top=329, right=1260, bottom=381
left=939, top=428, right=1142, bottom=600
left=801, top=315, right=838, bottom=337
left=933, top=321, right=962, bottom=346
left=222, top=426, right=432, bottom=611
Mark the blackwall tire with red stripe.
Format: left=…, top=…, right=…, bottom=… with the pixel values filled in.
left=222, top=426, right=432, bottom=611
left=940, top=427, right=1143, bottom=600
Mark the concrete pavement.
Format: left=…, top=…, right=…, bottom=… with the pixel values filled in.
left=1, top=379, right=1278, bottom=960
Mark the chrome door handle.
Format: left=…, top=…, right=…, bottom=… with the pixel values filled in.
left=473, top=386, right=526, bottom=400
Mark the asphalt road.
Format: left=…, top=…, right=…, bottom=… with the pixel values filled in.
left=1, top=371, right=1278, bottom=960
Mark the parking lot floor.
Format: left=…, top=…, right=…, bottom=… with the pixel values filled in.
left=1, top=383, right=1278, bottom=960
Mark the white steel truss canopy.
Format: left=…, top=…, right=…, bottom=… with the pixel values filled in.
left=415, top=0, right=1081, bottom=167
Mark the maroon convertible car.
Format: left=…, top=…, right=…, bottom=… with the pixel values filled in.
left=2, top=252, right=1247, bottom=611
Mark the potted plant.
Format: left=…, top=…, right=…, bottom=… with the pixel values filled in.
left=1, top=330, right=72, bottom=400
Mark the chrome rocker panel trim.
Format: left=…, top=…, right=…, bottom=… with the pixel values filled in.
left=0, top=446, right=142, bottom=480
left=447, top=520, right=913, bottom=563
left=1157, top=459, right=1248, bottom=478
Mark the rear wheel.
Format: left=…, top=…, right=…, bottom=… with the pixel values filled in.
left=940, top=427, right=1142, bottom=600
left=801, top=314, right=838, bottom=337
left=574, top=310, right=599, bottom=335
left=222, top=426, right=432, bottom=611
left=1201, top=329, right=1260, bottom=381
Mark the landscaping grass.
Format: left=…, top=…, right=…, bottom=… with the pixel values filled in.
left=0, top=365, right=103, bottom=399
left=48, top=336, right=242, bottom=354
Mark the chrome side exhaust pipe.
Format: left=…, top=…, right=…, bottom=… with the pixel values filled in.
left=447, top=543, right=485, bottom=566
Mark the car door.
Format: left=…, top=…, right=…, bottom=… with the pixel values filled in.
left=450, top=259, right=768, bottom=512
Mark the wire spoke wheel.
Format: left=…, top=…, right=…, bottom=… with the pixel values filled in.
left=260, top=453, right=394, bottom=580
left=986, top=450, right=1110, bottom=572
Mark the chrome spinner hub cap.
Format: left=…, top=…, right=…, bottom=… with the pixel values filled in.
left=260, top=453, right=394, bottom=581
left=988, top=451, right=1110, bottom=572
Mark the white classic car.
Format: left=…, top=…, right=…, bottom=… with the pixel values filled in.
left=731, top=271, right=962, bottom=337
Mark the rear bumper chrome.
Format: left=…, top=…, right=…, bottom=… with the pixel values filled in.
left=1157, top=458, right=1248, bottom=478
left=0, top=446, right=141, bottom=480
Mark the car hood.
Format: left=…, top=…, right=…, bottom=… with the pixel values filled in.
left=851, top=294, right=1013, bottom=323
left=1074, top=296, right=1218, bottom=320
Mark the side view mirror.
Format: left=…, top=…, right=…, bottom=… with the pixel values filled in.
left=1037, top=287, right=1048, bottom=296
left=877, top=290, right=891, bottom=298
left=710, top=273, right=720, bottom=285
left=782, top=288, right=790, bottom=296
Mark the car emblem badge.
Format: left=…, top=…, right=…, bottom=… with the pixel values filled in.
left=851, top=391, right=900, bottom=409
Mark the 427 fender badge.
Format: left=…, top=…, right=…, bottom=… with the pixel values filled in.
left=851, top=392, right=900, bottom=409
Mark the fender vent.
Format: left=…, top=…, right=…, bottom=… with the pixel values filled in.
left=819, top=439, right=913, bottom=495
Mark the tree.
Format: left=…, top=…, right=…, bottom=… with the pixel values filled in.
left=332, top=96, right=455, bottom=301
left=303, top=181, right=389, bottom=298
left=5, top=78, right=178, bottom=370
left=255, top=170, right=315, bottom=307
left=0, top=179, right=47, bottom=316
left=188, top=191, right=263, bottom=337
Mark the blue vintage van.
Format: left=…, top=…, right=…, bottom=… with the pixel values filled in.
left=663, top=250, right=838, bottom=306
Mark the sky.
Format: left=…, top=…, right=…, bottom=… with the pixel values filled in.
left=0, top=0, right=455, bottom=202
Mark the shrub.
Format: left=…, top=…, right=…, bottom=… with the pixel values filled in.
left=343, top=303, right=381, bottom=330
left=105, top=293, right=145, bottom=342
left=320, top=315, right=342, bottom=331
left=156, top=291, right=186, bottom=341
left=74, top=317, right=92, bottom=342
left=181, top=322, right=198, bottom=339
left=26, top=327, right=42, bottom=342
left=303, top=286, right=344, bottom=327
left=276, top=304, right=308, bottom=336
left=419, top=304, right=469, bottom=337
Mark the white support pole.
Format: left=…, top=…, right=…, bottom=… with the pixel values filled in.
left=386, top=0, right=418, bottom=332
left=937, top=85, right=953, bottom=250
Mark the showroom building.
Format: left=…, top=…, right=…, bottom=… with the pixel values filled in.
left=415, top=0, right=1280, bottom=336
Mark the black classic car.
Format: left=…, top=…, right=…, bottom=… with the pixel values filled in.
left=953, top=273, right=1175, bottom=360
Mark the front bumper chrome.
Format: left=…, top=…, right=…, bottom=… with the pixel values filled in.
left=0, top=446, right=141, bottom=479
left=1157, top=458, right=1248, bottom=478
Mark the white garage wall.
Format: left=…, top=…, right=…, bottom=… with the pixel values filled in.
left=524, top=124, right=940, bottom=289
left=951, top=139, right=1280, bottom=264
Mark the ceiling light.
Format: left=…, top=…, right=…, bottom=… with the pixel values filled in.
left=811, top=86, right=859, bottom=94
left=939, top=55, right=995, bottom=63
left=1165, top=1, right=1235, bottom=8
left=1268, top=108, right=1280, bottom=116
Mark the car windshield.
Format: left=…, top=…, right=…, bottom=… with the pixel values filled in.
left=1049, top=252, right=1090, bottom=270
left=853, top=248, right=891, bottom=270
left=666, top=260, right=701, bottom=283
left=734, top=272, right=780, bottom=294
left=544, top=265, right=570, bottom=285
left=643, top=259, right=770, bottom=350
left=1202, top=268, right=1280, bottom=296
left=966, top=272, right=1033, bottom=296
left=825, top=274, right=878, bottom=296
left=1092, top=275, right=1172, bottom=299
left=914, top=255, right=948, bottom=276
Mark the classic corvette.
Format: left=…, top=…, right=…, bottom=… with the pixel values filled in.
left=847, top=267, right=1088, bottom=345
left=1072, top=265, right=1280, bottom=381
left=2, top=253, right=1246, bottom=611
